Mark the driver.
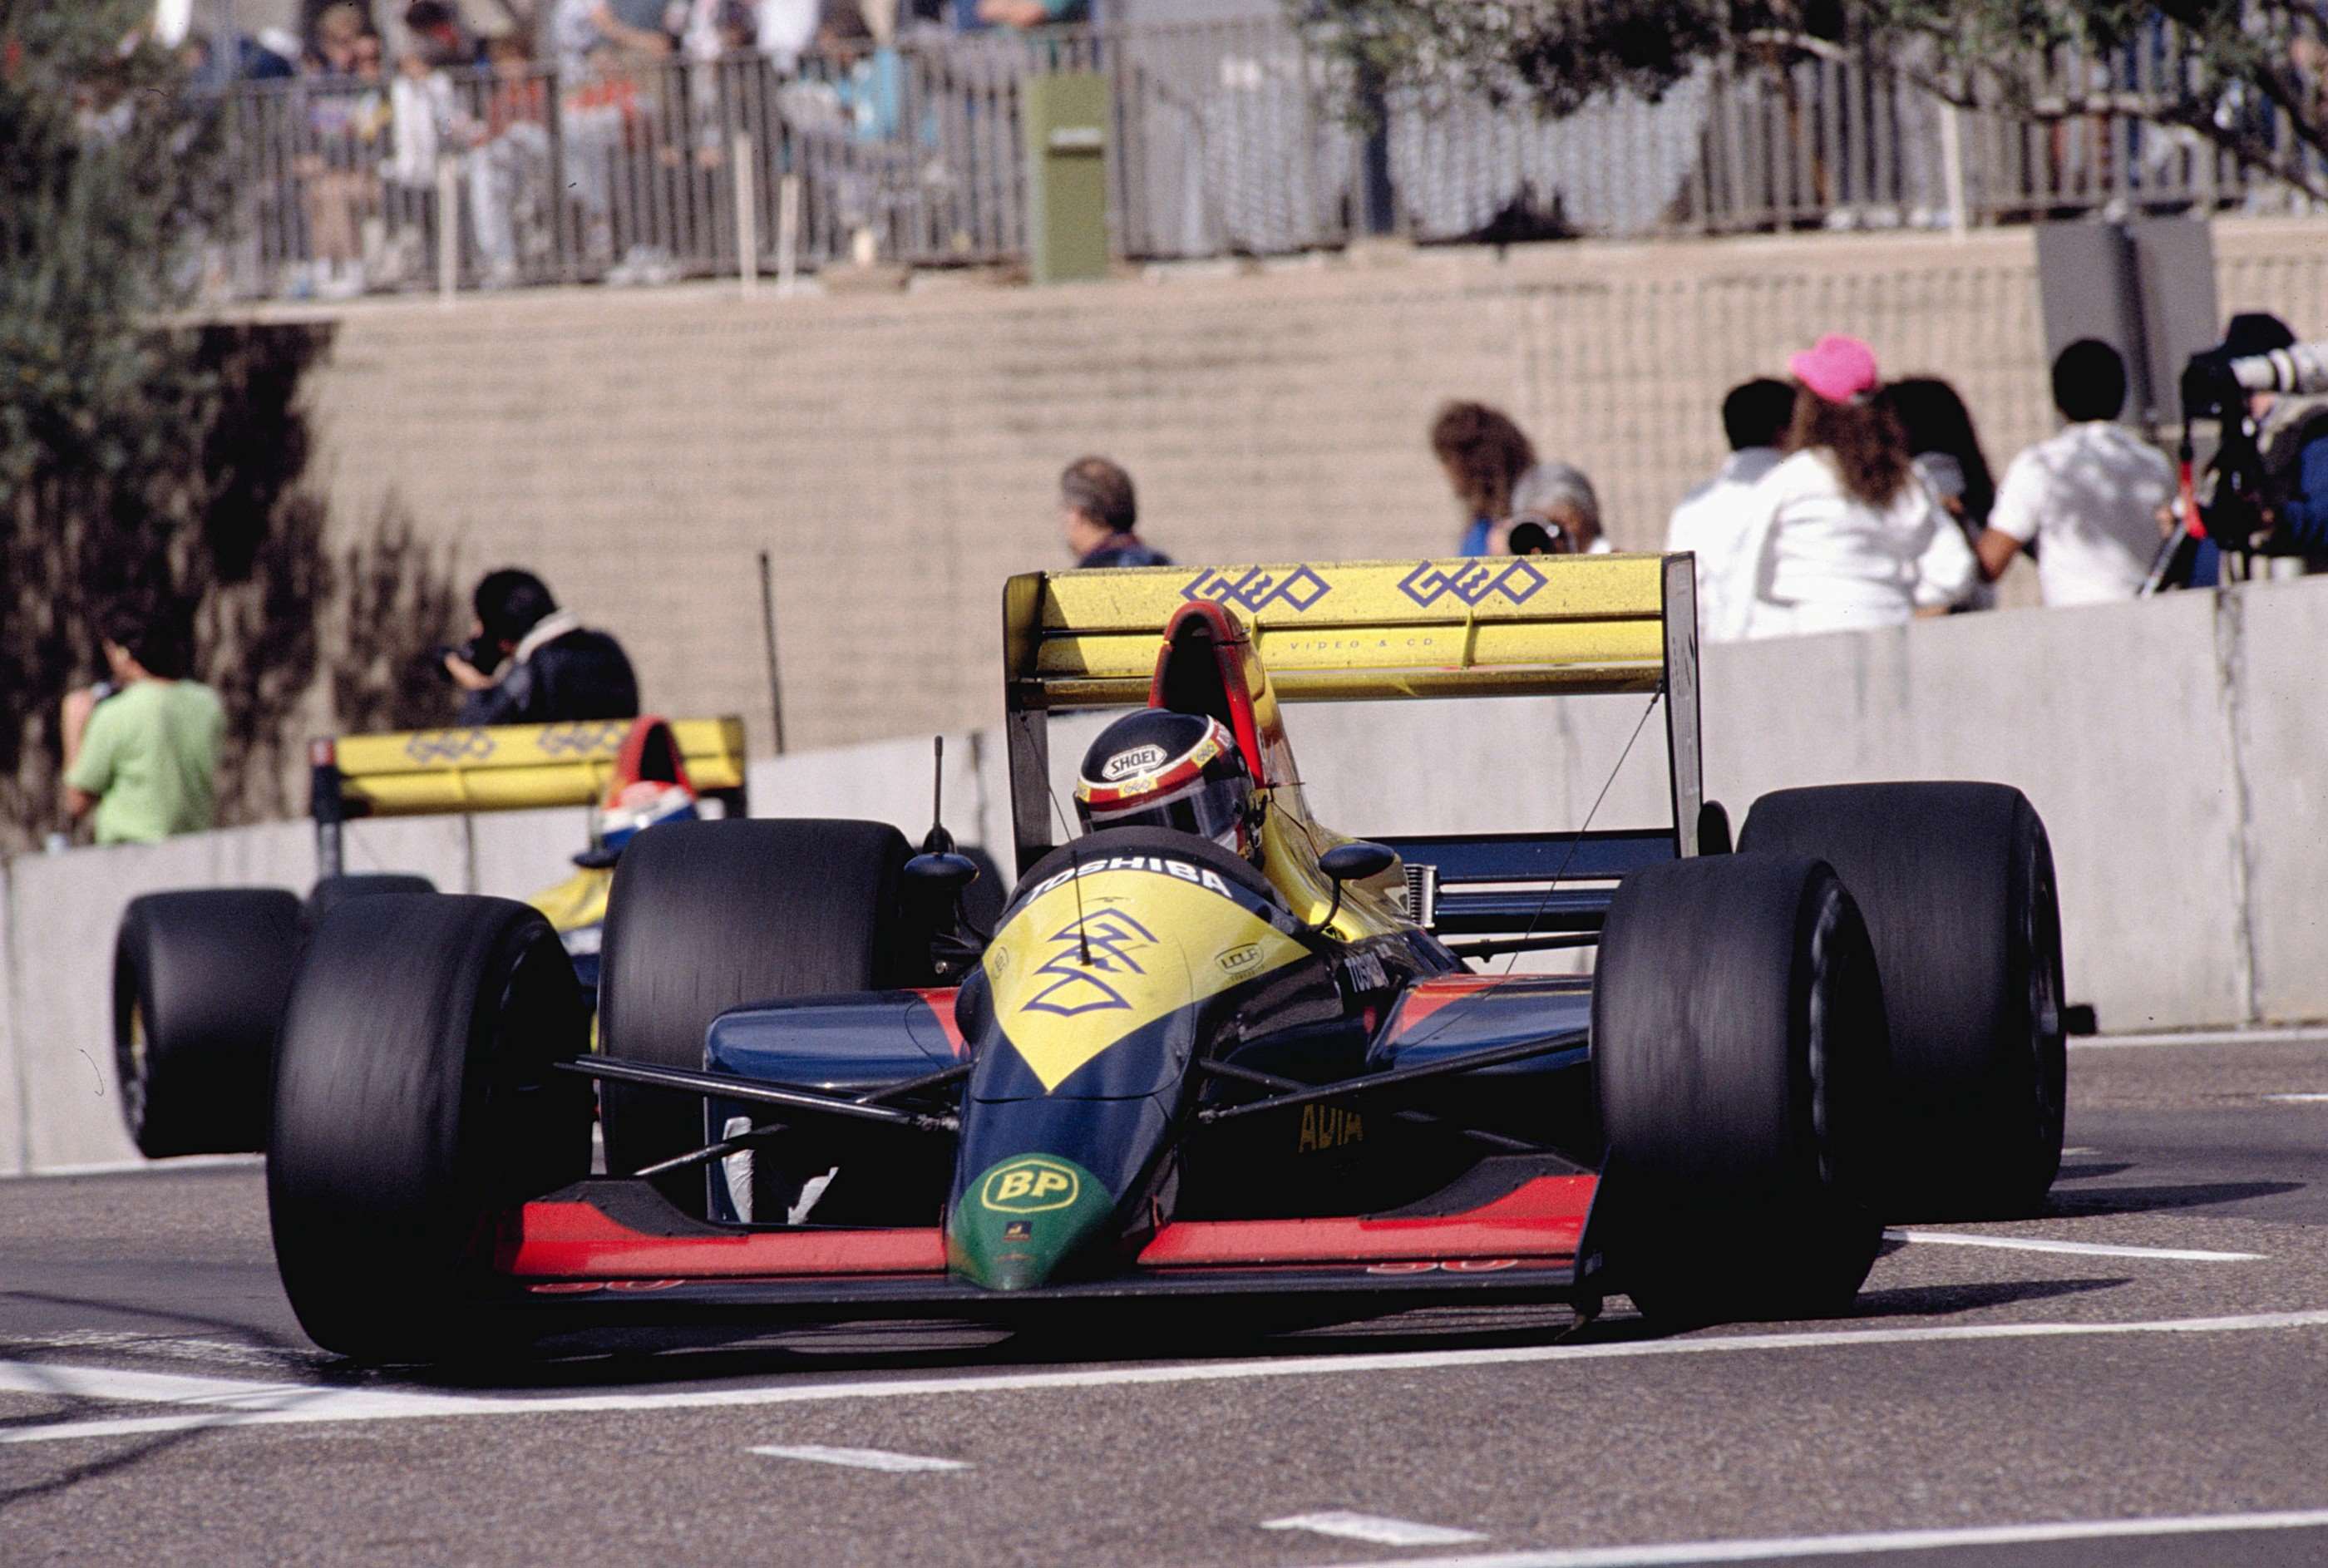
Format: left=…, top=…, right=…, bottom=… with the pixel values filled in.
left=1073, top=711, right=1262, bottom=863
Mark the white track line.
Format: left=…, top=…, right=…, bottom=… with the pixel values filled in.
left=7, top=1307, right=2328, bottom=1447
left=1295, top=1506, right=2328, bottom=1567
left=748, top=1443, right=967, bottom=1472
left=2074, top=1027, right=2328, bottom=1049
left=1884, top=1229, right=2263, bottom=1262
left=2, top=1154, right=263, bottom=1181
left=1265, top=1512, right=1487, bottom=1547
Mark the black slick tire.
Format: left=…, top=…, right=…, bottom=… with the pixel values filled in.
left=1591, top=853, right=1888, bottom=1324
left=267, top=894, right=591, bottom=1363
left=596, top=819, right=913, bottom=1211
left=1739, top=782, right=2066, bottom=1219
left=303, top=872, right=437, bottom=931
left=113, top=889, right=303, bottom=1157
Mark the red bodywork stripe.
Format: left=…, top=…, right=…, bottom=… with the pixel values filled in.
left=909, top=987, right=966, bottom=1056
left=1137, top=1176, right=1592, bottom=1268
left=499, top=1203, right=946, bottom=1279
left=1388, top=975, right=1512, bottom=1039
left=497, top=1175, right=1593, bottom=1281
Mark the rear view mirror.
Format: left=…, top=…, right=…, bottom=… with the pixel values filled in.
left=902, top=853, right=980, bottom=893
left=1319, top=841, right=1397, bottom=884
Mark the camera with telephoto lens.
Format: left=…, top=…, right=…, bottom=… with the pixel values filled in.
left=432, top=631, right=503, bottom=683
left=2177, top=339, right=2328, bottom=550
left=2182, top=339, right=2328, bottom=422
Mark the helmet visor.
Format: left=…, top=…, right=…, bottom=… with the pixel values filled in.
left=1077, top=770, right=1249, bottom=850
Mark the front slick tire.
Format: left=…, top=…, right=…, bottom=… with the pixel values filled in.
left=268, top=895, right=591, bottom=1363
left=1592, top=854, right=1888, bottom=1326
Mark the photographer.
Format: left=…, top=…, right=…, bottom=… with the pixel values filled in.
left=2216, top=314, right=2328, bottom=570
left=2170, top=315, right=2328, bottom=585
left=443, top=569, right=639, bottom=727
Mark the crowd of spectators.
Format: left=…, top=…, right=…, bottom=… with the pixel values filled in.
left=1420, top=311, right=2328, bottom=641
left=158, top=0, right=1087, bottom=297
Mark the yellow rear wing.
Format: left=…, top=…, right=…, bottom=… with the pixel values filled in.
left=308, top=716, right=750, bottom=878
left=1005, top=556, right=1686, bottom=707
left=999, top=555, right=1705, bottom=869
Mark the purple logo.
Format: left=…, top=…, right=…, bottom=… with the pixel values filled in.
left=1023, top=911, right=1160, bottom=1018
left=1181, top=566, right=1333, bottom=615
left=534, top=721, right=633, bottom=757
left=1398, top=560, right=1548, bottom=609
left=402, top=730, right=496, bottom=764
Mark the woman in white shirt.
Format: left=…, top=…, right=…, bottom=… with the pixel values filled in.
left=1718, top=334, right=1977, bottom=641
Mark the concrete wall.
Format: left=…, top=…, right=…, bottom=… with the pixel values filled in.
left=272, top=218, right=2328, bottom=768
left=7, top=566, right=2322, bottom=1175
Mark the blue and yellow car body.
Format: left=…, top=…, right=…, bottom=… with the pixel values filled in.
left=501, top=556, right=1713, bottom=1322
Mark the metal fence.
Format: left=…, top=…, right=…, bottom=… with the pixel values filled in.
left=198, top=17, right=2324, bottom=303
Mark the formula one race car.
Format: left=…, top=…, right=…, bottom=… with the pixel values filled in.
left=109, top=715, right=747, bottom=1157
left=265, top=557, right=2066, bottom=1361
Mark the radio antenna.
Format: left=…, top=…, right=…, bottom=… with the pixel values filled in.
left=920, top=736, right=954, bottom=855
left=1040, top=771, right=1094, bottom=964
left=1069, top=843, right=1092, bottom=964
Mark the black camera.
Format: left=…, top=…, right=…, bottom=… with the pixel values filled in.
left=433, top=632, right=503, bottom=683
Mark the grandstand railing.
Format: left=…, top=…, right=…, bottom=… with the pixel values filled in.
left=197, top=17, right=2325, bottom=303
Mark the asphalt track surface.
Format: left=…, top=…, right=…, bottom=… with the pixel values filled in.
left=6, top=1030, right=2328, bottom=1566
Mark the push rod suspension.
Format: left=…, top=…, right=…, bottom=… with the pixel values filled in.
left=621, top=1061, right=975, bottom=1179
left=1193, top=1030, right=1590, bottom=1127
left=560, top=1057, right=961, bottom=1135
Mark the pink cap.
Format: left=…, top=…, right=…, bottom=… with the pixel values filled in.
left=1788, top=334, right=1882, bottom=404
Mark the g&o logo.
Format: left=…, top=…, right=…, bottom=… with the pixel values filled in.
left=980, top=1156, right=1082, bottom=1214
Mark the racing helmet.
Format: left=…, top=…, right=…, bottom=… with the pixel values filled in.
left=1073, top=710, right=1259, bottom=858
left=598, top=780, right=698, bottom=856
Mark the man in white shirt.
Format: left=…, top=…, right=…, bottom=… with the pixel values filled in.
left=1979, top=339, right=2175, bottom=605
left=1667, top=378, right=1794, bottom=639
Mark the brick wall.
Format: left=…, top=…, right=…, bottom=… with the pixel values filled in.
left=293, top=218, right=2328, bottom=757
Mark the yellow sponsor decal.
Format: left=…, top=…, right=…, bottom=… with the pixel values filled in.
left=980, top=1156, right=1083, bottom=1213
left=980, top=858, right=1306, bottom=1092
left=1297, top=1105, right=1364, bottom=1153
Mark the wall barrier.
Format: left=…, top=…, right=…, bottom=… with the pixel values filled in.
left=5, top=576, right=2321, bottom=1173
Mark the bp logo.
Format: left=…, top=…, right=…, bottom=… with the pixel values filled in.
left=979, top=1156, right=1082, bottom=1214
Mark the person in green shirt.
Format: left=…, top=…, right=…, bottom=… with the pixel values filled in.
left=61, top=603, right=224, bottom=846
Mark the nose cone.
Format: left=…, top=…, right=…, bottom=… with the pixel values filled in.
left=946, top=1153, right=1114, bottom=1291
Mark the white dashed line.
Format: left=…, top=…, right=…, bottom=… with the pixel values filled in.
left=1293, top=1506, right=2328, bottom=1566
left=2264, top=1092, right=2328, bottom=1104
left=8, top=1308, right=2328, bottom=1446
left=1265, top=1511, right=1487, bottom=1547
left=748, top=1444, right=967, bottom=1472
left=1884, top=1230, right=2264, bottom=1262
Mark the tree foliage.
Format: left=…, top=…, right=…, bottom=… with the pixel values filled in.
left=1303, top=0, right=2328, bottom=199
left=0, top=2, right=470, bottom=852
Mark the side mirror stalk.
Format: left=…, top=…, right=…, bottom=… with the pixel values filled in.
left=1305, top=841, right=1398, bottom=936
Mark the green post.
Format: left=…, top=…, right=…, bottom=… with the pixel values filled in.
left=1023, top=72, right=1110, bottom=285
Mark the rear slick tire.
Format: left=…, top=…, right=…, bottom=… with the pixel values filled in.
left=596, top=819, right=914, bottom=1212
left=268, top=894, right=591, bottom=1363
left=303, top=872, right=437, bottom=931
left=1591, top=853, right=1888, bottom=1325
left=1739, top=782, right=2066, bottom=1220
left=113, top=889, right=303, bottom=1158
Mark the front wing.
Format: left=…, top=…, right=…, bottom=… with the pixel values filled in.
left=489, top=1171, right=1596, bottom=1323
